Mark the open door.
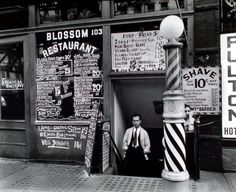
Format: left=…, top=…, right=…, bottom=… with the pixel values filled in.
left=0, top=36, right=31, bottom=158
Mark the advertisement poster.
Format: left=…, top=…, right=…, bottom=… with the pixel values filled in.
left=111, top=30, right=167, bottom=72
left=221, top=33, right=236, bottom=138
left=182, top=66, right=220, bottom=115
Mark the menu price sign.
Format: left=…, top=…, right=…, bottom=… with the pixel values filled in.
left=111, top=30, right=167, bottom=72
left=37, top=57, right=73, bottom=77
left=74, top=53, right=101, bottom=77
left=36, top=78, right=74, bottom=120
left=36, top=27, right=103, bottom=121
left=182, top=66, right=220, bottom=114
left=37, top=125, right=89, bottom=161
left=84, top=108, right=99, bottom=175
left=102, top=121, right=111, bottom=172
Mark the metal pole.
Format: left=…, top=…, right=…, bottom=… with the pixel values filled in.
left=194, top=120, right=200, bottom=180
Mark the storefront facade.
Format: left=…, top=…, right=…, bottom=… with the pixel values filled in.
left=0, top=0, right=229, bottom=175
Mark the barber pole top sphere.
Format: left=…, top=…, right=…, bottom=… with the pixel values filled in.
left=160, top=15, right=184, bottom=40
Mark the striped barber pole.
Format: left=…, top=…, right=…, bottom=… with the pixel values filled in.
left=165, top=45, right=182, bottom=91
left=162, top=41, right=189, bottom=181
left=163, top=122, right=186, bottom=172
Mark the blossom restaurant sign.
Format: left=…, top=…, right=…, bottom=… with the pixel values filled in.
left=221, top=33, right=236, bottom=138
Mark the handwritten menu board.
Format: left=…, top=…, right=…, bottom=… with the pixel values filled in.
left=36, top=124, right=89, bottom=161
left=111, top=30, right=167, bottom=72
left=102, top=121, right=111, bottom=172
left=84, top=110, right=99, bottom=174
left=37, top=125, right=88, bottom=149
left=36, top=27, right=103, bottom=121
left=35, top=27, right=103, bottom=164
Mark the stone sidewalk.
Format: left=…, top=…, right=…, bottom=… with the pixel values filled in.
left=0, top=158, right=235, bottom=192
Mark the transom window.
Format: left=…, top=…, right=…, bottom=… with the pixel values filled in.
left=113, top=0, right=184, bottom=16
left=37, top=0, right=102, bottom=24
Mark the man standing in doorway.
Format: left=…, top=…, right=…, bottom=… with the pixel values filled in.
left=184, top=104, right=195, bottom=132
left=122, top=113, right=151, bottom=176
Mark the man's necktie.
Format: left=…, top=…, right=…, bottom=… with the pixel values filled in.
left=133, top=129, right=138, bottom=147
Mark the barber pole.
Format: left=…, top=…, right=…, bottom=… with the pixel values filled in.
left=162, top=40, right=189, bottom=181
left=165, top=43, right=182, bottom=91
left=163, top=122, right=186, bottom=172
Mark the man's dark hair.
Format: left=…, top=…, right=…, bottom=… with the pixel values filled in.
left=132, top=113, right=142, bottom=120
left=185, top=104, right=192, bottom=110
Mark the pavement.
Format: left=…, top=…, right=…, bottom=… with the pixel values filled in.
left=0, top=157, right=235, bottom=192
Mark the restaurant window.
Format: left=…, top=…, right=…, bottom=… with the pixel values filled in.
left=0, top=43, right=25, bottom=120
left=113, top=0, right=184, bottom=16
left=37, top=0, right=102, bottom=24
left=35, top=27, right=103, bottom=121
left=0, top=1, right=28, bottom=30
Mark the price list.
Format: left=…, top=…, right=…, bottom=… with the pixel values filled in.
left=84, top=109, right=99, bottom=173
left=37, top=125, right=89, bottom=150
left=37, top=57, right=73, bottom=76
left=36, top=75, right=74, bottom=120
left=182, top=66, right=220, bottom=114
left=36, top=53, right=102, bottom=121
left=74, top=53, right=102, bottom=121
left=111, top=30, right=166, bottom=72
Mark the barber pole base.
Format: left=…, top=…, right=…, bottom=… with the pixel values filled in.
left=162, top=169, right=189, bottom=182
left=162, top=91, right=189, bottom=181
left=162, top=120, right=189, bottom=181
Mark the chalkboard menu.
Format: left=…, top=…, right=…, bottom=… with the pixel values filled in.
left=111, top=30, right=167, bottom=72
left=102, top=121, right=111, bottom=172
left=84, top=109, right=99, bottom=174
left=35, top=27, right=103, bottom=164
left=36, top=124, right=89, bottom=160
left=36, top=27, right=103, bottom=121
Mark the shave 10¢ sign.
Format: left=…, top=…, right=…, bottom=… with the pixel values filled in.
left=182, top=66, right=220, bottom=115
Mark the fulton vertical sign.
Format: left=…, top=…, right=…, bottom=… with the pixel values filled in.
left=221, top=33, right=236, bottom=138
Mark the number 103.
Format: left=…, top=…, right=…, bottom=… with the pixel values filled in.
left=91, top=29, right=102, bottom=36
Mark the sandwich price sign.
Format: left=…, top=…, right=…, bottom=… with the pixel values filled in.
left=221, top=33, right=236, bottom=138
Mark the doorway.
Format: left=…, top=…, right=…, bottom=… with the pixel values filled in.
left=112, top=78, right=165, bottom=177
